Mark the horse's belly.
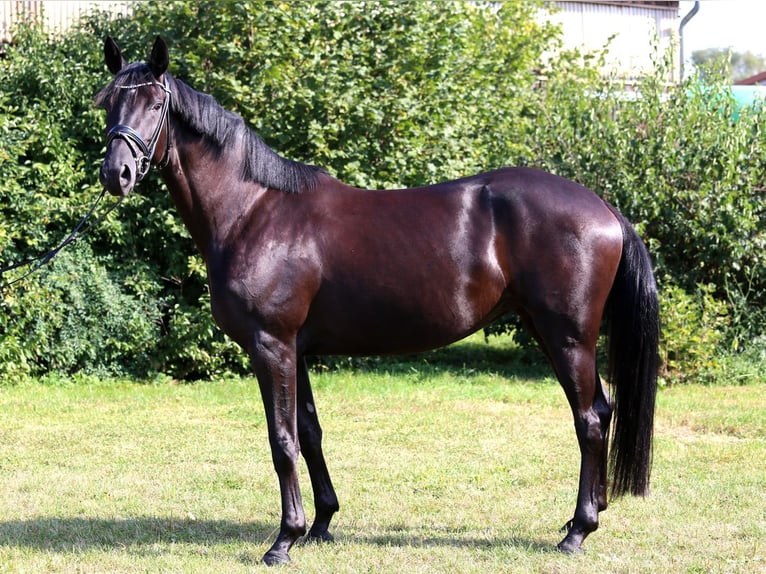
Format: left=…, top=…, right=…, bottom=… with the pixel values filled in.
left=300, top=270, right=510, bottom=356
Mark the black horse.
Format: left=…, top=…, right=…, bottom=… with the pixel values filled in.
left=97, top=37, right=659, bottom=565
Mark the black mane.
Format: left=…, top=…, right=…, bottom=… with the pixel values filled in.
left=96, top=63, right=322, bottom=193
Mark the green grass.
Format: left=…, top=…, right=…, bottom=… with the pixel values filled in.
left=0, top=335, right=763, bottom=572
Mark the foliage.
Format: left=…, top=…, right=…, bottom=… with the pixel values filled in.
left=692, top=47, right=766, bottom=83
left=0, top=22, right=158, bottom=377
left=1, top=2, right=764, bottom=382
left=0, top=19, right=209, bottom=379
left=530, top=51, right=766, bottom=301
left=658, top=281, right=729, bottom=385
left=0, top=243, right=157, bottom=378
left=1, top=1, right=558, bottom=379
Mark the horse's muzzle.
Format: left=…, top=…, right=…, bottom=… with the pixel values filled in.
left=100, top=144, right=136, bottom=197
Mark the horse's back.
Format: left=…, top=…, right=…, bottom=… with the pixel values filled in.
left=294, top=167, right=623, bottom=355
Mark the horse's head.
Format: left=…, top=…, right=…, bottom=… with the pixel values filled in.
left=97, top=36, right=171, bottom=197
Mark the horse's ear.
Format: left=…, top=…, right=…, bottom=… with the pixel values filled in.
left=148, top=36, right=169, bottom=79
left=104, top=36, right=125, bottom=74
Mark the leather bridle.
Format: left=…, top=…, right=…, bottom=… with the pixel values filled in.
left=106, top=77, right=172, bottom=181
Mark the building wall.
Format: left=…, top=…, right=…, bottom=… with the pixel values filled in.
left=1, top=0, right=130, bottom=43
left=545, top=1, right=681, bottom=82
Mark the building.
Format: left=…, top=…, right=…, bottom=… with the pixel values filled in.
left=543, top=1, right=682, bottom=82
left=1, top=0, right=129, bottom=43
left=735, top=71, right=766, bottom=87
left=731, top=71, right=766, bottom=112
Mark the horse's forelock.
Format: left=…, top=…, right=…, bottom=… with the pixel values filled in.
left=94, top=63, right=155, bottom=108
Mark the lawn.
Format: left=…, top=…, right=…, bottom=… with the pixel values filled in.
left=0, top=336, right=763, bottom=573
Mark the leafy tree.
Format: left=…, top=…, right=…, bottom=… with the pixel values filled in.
left=692, top=48, right=766, bottom=82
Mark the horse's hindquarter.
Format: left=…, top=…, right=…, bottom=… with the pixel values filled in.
left=490, top=168, right=624, bottom=337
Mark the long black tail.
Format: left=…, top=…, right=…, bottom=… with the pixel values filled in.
left=605, top=207, right=660, bottom=497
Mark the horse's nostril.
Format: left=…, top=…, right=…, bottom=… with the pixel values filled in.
left=120, top=164, right=132, bottom=184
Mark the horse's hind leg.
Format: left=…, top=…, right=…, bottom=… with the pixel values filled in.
left=553, top=341, right=612, bottom=553
left=297, top=357, right=339, bottom=542
left=595, top=378, right=612, bottom=513
left=522, top=311, right=611, bottom=553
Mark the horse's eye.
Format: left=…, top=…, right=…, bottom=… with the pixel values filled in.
left=152, top=101, right=163, bottom=111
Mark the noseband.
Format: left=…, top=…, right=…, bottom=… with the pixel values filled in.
left=106, top=78, right=172, bottom=181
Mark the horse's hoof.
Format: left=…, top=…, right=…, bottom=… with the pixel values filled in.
left=262, top=549, right=291, bottom=566
left=306, top=528, right=334, bottom=543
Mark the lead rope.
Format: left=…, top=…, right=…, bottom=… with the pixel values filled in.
left=2, top=80, right=170, bottom=291
left=0, top=189, right=124, bottom=291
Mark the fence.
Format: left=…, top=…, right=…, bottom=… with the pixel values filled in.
left=1, top=0, right=130, bottom=43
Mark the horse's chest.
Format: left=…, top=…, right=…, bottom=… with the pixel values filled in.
left=206, top=248, right=319, bottom=347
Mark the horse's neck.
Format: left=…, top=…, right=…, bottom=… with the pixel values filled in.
left=160, top=136, right=262, bottom=262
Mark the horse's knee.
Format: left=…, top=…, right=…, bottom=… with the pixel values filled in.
left=270, top=434, right=300, bottom=475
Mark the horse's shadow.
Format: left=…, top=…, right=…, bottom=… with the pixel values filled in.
left=0, top=517, right=273, bottom=551
left=353, top=528, right=555, bottom=554
left=0, top=516, right=553, bottom=555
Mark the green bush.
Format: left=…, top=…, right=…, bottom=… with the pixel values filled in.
left=0, top=20, right=227, bottom=379
left=526, top=47, right=766, bottom=361
left=659, top=282, right=729, bottom=385
left=0, top=243, right=157, bottom=378
left=2, top=1, right=559, bottom=379
left=1, top=2, right=764, bottom=381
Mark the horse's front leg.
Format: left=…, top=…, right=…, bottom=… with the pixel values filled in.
left=252, top=333, right=306, bottom=565
left=297, top=357, right=339, bottom=541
